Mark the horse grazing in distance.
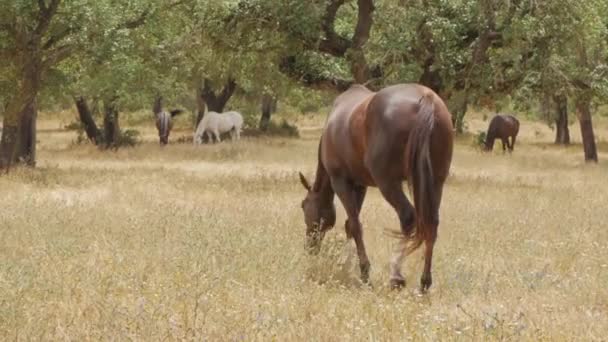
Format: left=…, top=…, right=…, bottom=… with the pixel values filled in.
left=298, top=83, right=454, bottom=292
left=153, top=96, right=184, bottom=145
left=484, top=114, right=520, bottom=152
left=193, top=105, right=243, bottom=144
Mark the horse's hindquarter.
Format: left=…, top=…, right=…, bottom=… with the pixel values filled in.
left=365, top=84, right=453, bottom=183
left=429, top=95, right=454, bottom=183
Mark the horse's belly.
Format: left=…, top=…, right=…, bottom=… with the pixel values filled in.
left=218, top=119, right=234, bottom=132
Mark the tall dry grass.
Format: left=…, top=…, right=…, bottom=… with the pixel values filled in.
left=1, top=114, right=607, bottom=340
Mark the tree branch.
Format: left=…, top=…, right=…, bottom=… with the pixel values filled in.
left=318, top=0, right=351, bottom=56
left=117, top=8, right=151, bottom=30
left=43, top=25, right=76, bottom=50
left=34, top=0, right=61, bottom=36
left=42, top=43, right=74, bottom=70
left=351, top=0, right=374, bottom=49
left=279, top=56, right=353, bottom=92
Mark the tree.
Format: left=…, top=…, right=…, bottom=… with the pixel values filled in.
left=510, top=0, right=607, bottom=161
left=0, top=0, right=68, bottom=169
left=553, top=94, right=570, bottom=145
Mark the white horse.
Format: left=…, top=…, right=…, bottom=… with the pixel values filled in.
left=193, top=105, right=243, bottom=144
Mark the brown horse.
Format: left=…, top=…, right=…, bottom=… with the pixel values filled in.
left=298, top=84, right=453, bottom=291
left=484, top=114, right=519, bottom=152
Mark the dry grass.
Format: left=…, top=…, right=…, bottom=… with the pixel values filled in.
left=1, top=113, right=608, bottom=341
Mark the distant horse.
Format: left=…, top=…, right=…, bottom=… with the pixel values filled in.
left=193, top=105, right=243, bottom=144
left=484, top=114, right=519, bottom=152
left=153, top=97, right=183, bottom=145
left=298, top=84, right=454, bottom=291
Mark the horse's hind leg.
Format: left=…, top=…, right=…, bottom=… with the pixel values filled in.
left=420, top=185, right=443, bottom=292
left=331, top=177, right=371, bottom=284
left=375, top=180, right=416, bottom=288
left=510, top=135, right=516, bottom=152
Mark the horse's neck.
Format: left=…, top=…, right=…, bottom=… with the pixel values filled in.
left=312, top=141, right=334, bottom=203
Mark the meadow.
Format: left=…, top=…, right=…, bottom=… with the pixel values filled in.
left=1, top=112, right=607, bottom=341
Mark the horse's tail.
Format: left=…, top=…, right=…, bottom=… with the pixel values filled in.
left=170, top=109, right=184, bottom=117
left=403, top=91, right=437, bottom=254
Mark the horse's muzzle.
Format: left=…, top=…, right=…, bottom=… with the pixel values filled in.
left=305, top=232, right=324, bottom=255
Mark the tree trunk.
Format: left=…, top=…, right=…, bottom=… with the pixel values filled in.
left=153, top=95, right=163, bottom=115
left=0, top=124, right=19, bottom=170
left=75, top=96, right=101, bottom=145
left=201, top=78, right=236, bottom=112
left=447, top=89, right=468, bottom=133
left=0, top=56, right=41, bottom=170
left=553, top=95, right=570, bottom=145
left=103, top=98, right=120, bottom=149
left=14, top=99, right=37, bottom=166
left=195, top=78, right=237, bottom=128
left=259, top=93, right=276, bottom=131
left=575, top=96, right=597, bottom=162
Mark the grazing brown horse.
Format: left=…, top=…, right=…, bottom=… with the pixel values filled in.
left=298, top=83, right=453, bottom=291
left=484, top=114, right=519, bottom=152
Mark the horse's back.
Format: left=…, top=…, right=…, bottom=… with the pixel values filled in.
left=365, top=84, right=453, bottom=178
left=224, top=111, right=243, bottom=127
left=491, top=114, right=519, bottom=137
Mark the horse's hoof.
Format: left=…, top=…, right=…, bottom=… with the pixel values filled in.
left=390, top=278, right=406, bottom=290
left=420, top=275, right=432, bottom=293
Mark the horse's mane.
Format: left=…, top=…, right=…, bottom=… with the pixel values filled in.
left=312, top=137, right=325, bottom=192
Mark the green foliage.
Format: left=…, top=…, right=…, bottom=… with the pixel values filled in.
left=474, top=131, right=487, bottom=149
left=2, top=0, right=608, bottom=132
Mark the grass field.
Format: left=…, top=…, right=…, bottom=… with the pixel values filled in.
left=1, top=112, right=608, bottom=341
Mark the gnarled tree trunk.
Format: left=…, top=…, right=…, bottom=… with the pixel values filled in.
left=75, top=96, right=102, bottom=145
left=103, top=97, right=120, bottom=149
left=575, top=95, right=597, bottom=162
left=195, top=77, right=237, bottom=127
left=553, top=95, right=570, bottom=145
left=259, top=93, right=277, bottom=131
left=14, top=99, right=37, bottom=166
left=0, top=54, right=42, bottom=169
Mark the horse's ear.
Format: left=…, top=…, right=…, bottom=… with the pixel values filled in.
left=299, top=172, right=311, bottom=191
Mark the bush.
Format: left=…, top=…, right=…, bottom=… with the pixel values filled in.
left=72, top=127, right=140, bottom=148
left=115, top=129, right=140, bottom=147
left=245, top=119, right=299, bottom=138
left=64, top=121, right=82, bottom=131
left=473, top=131, right=487, bottom=149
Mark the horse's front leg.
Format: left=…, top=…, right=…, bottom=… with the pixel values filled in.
left=345, top=185, right=367, bottom=239
left=213, top=129, right=221, bottom=143
left=331, top=177, right=371, bottom=284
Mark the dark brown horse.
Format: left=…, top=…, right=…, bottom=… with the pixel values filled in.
left=298, top=84, right=453, bottom=291
left=484, top=114, right=519, bottom=152
left=153, top=96, right=183, bottom=145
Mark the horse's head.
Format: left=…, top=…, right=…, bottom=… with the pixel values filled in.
left=299, top=172, right=336, bottom=254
